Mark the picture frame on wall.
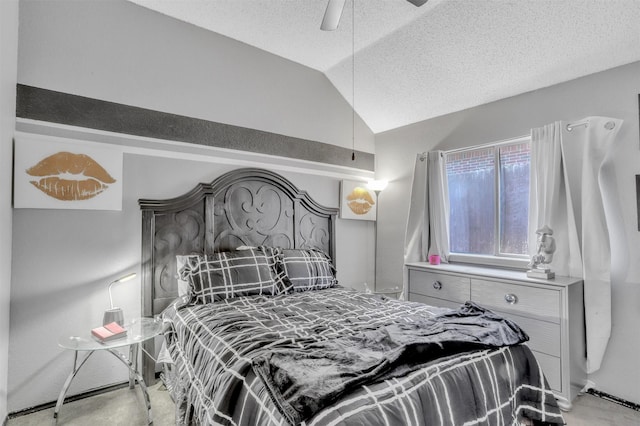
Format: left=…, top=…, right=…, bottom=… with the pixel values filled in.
left=339, top=180, right=377, bottom=221
left=13, top=132, right=123, bottom=210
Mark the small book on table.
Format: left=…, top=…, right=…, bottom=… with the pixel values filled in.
left=91, top=322, right=127, bottom=342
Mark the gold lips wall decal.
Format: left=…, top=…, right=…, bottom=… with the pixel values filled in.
left=26, top=152, right=116, bottom=201
left=346, top=187, right=375, bottom=215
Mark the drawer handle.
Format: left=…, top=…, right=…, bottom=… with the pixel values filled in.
left=432, top=281, right=442, bottom=290
left=504, top=293, right=518, bottom=304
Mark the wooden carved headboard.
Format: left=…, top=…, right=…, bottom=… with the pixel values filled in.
left=138, top=167, right=338, bottom=382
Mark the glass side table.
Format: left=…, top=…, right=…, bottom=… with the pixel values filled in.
left=55, top=317, right=162, bottom=425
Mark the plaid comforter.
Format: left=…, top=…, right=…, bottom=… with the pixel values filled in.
left=161, top=287, right=564, bottom=426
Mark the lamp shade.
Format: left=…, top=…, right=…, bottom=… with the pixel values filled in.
left=114, top=272, right=137, bottom=284
left=367, top=180, right=388, bottom=193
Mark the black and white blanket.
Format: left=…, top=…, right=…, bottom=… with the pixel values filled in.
left=161, top=287, right=564, bottom=426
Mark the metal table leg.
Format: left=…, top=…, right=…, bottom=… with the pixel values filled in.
left=53, top=350, right=95, bottom=422
left=53, top=344, right=153, bottom=425
left=129, top=343, right=138, bottom=389
left=108, top=345, right=153, bottom=425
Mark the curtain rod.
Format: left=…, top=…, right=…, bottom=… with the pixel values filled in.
left=443, top=134, right=530, bottom=155
left=421, top=119, right=616, bottom=159
left=566, top=120, right=588, bottom=132
left=566, top=119, right=617, bottom=132
left=418, top=134, right=529, bottom=159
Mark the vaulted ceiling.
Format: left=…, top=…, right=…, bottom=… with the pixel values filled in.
left=129, top=0, right=640, bottom=134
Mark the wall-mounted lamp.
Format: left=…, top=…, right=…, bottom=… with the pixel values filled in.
left=366, top=180, right=388, bottom=290
left=103, top=272, right=136, bottom=326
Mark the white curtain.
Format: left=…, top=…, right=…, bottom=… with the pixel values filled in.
left=402, top=151, right=449, bottom=299
left=529, top=117, right=622, bottom=373
left=528, top=122, right=582, bottom=278
left=427, top=151, right=450, bottom=260
left=404, top=153, right=429, bottom=267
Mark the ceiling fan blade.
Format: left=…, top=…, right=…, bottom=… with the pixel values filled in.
left=406, top=0, right=429, bottom=6
left=320, top=0, right=346, bottom=31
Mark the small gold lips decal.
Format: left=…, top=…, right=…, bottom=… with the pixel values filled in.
left=347, top=186, right=375, bottom=215
left=26, top=152, right=116, bottom=201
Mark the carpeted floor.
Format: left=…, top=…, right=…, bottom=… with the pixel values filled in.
left=7, top=381, right=640, bottom=425
left=562, top=393, right=640, bottom=426
left=7, top=381, right=175, bottom=426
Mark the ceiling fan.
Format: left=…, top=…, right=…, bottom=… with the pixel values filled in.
left=320, top=0, right=429, bottom=31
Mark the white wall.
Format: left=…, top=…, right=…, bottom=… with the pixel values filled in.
left=17, top=0, right=374, bottom=154
left=9, top=0, right=375, bottom=412
left=0, top=0, right=19, bottom=421
left=10, top=147, right=372, bottom=411
left=375, top=61, right=640, bottom=404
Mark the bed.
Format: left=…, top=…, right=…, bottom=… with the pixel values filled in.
left=139, top=168, right=564, bottom=426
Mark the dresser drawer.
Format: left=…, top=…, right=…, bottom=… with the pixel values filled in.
left=409, top=293, right=465, bottom=310
left=532, top=350, right=562, bottom=393
left=471, top=279, right=560, bottom=322
left=409, top=269, right=471, bottom=303
left=496, top=311, right=560, bottom=357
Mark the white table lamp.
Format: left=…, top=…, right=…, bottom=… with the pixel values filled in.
left=103, top=272, right=136, bottom=326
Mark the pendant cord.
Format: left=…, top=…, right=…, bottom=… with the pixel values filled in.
left=351, top=0, right=356, bottom=161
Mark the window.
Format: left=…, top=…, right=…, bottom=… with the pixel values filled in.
left=445, top=137, right=530, bottom=265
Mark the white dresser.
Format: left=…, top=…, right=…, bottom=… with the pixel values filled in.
left=406, top=262, right=586, bottom=410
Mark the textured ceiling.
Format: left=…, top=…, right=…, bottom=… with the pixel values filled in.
left=129, top=0, right=640, bottom=134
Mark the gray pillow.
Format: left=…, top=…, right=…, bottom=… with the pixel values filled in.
left=279, top=248, right=337, bottom=292
left=179, top=247, right=291, bottom=303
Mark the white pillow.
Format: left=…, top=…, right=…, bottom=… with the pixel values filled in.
left=176, top=255, right=192, bottom=297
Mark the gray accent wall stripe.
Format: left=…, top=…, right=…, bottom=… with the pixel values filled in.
left=16, top=84, right=374, bottom=171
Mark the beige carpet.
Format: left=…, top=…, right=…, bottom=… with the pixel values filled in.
left=562, top=393, right=640, bottom=426
left=8, top=381, right=175, bottom=426
left=7, top=382, right=640, bottom=425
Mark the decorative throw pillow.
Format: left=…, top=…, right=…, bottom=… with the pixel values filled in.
left=175, top=255, right=194, bottom=297
left=258, top=246, right=293, bottom=295
left=279, top=248, right=337, bottom=292
left=176, top=254, right=207, bottom=297
left=178, top=248, right=290, bottom=303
